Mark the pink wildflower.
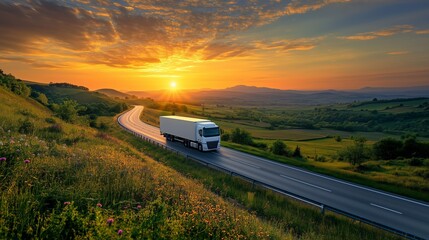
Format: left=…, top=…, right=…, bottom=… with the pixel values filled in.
left=118, top=229, right=123, bottom=236
left=137, top=204, right=142, bottom=209
left=24, top=159, right=30, bottom=164
left=107, top=218, right=114, bottom=226
left=96, top=203, right=102, bottom=208
left=0, top=157, right=6, bottom=162
left=64, top=201, right=71, bottom=205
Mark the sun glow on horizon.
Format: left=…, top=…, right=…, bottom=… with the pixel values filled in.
left=170, top=81, right=177, bottom=89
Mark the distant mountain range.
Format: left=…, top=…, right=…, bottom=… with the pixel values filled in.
left=131, top=85, right=429, bottom=105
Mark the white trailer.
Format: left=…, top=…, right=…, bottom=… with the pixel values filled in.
left=160, top=116, right=220, bottom=151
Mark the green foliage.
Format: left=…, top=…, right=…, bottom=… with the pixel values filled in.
left=338, top=137, right=370, bottom=166
left=221, top=132, right=230, bottom=141
left=54, top=100, right=80, bottom=123
left=37, top=93, right=49, bottom=105
left=271, top=140, right=289, bottom=156
left=334, top=135, right=342, bottom=142
left=373, top=138, right=403, bottom=160
left=408, top=158, right=424, bottom=166
left=373, top=137, right=429, bottom=160
left=48, top=82, right=88, bottom=90
left=18, top=118, right=35, bottom=134
left=231, top=128, right=254, bottom=145
left=0, top=69, right=31, bottom=97
left=293, top=145, right=302, bottom=158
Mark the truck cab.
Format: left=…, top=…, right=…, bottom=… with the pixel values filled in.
left=196, top=122, right=220, bottom=151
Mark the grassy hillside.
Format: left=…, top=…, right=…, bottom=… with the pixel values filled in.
left=0, top=86, right=285, bottom=239
left=0, top=85, right=402, bottom=239
left=96, top=88, right=134, bottom=99
left=27, top=82, right=116, bottom=105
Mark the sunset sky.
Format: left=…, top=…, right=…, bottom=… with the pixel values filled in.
left=1, top=0, right=429, bottom=91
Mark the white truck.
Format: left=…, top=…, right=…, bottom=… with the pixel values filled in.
left=160, top=116, right=220, bottom=151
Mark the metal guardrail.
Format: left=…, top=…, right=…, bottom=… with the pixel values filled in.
left=117, top=115, right=423, bottom=240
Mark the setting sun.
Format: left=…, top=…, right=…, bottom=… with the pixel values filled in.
left=170, top=81, right=177, bottom=89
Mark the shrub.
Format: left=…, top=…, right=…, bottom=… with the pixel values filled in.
left=408, top=157, right=424, bottom=166
left=18, top=118, right=35, bottom=134
left=231, top=128, right=253, bottom=145
left=373, top=138, right=403, bottom=160
left=221, top=133, right=230, bottom=142
left=45, top=118, right=56, bottom=124
left=55, top=100, right=79, bottom=123
left=314, top=155, right=326, bottom=162
left=413, top=169, right=429, bottom=179
left=250, top=141, right=268, bottom=150
left=271, top=140, right=289, bottom=156
left=338, top=137, right=370, bottom=166
left=293, top=145, right=302, bottom=158
left=47, top=123, right=63, bottom=133
left=334, top=136, right=342, bottom=142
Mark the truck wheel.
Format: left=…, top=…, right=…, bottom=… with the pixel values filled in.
left=198, top=144, right=202, bottom=151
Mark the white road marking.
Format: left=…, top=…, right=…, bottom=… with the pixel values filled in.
left=280, top=174, right=332, bottom=192
left=370, top=203, right=403, bottom=215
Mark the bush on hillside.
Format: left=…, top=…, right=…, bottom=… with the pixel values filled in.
left=231, top=128, right=254, bottom=145
left=271, top=140, right=290, bottom=156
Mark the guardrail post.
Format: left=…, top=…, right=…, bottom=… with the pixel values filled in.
left=320, top=204, right=325, bottom=215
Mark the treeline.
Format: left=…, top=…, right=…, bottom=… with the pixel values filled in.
left=148, top=102, right=188, bottom=113
left=349, top=97, right=429, bottom=108
left=48, top=82, right=89, bottom=90
left=225, top=106, right=429, bottom=137
left=337, top=136, right=429, bottom=169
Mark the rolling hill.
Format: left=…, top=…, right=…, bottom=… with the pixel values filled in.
left=96, top=88, right=134, bottom=99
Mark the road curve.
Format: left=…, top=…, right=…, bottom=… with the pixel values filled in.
left=118, top=106, right=429, bottom=239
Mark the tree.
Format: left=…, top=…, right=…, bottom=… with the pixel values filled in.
left=373, top=138, right=403, bottom=160
left=271, top=140, right=289, bottom=156
left=231, top=128, right=253, bottom=145
left=55, top=100, right=79, bottom=122
left=293, top=145, right=302, bottom=158
left=37, top=93, right=49, bottom=105
left=339, top=137, right=370, bottom=166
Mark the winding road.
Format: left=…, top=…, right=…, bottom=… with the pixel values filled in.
left=118, top=106, right=429, bottom=239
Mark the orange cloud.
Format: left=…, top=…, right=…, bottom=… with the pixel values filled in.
left=0, top=0, right=345, bottom=70
left=387, top=51, right=409, bottom=55
left=339, top=25, right=414, bottom=40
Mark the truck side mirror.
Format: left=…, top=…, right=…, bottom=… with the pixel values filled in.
left=198, top=129, right=202, bottom=136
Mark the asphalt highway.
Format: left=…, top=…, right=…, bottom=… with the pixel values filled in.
left=118, top=106, right=429, bottom=239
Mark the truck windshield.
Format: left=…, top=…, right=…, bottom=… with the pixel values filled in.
left=203, top=127, right=220, bottom=137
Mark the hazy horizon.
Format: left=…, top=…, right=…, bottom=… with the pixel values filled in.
left=1, top=1, right=429, bottom=91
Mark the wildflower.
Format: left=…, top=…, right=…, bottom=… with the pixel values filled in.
left=64, top=201, right=71, bottom=205
left=0, top=157, right=6, bottom=162
left=137, top=204, right=142, bottom=209
left=118, top=229, right=123, bottom=236
left=24, top=159, right=30, bottom=164
left=97, top=203, right=102, bottom=208
left=107, top=218, right=114, bottom=226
